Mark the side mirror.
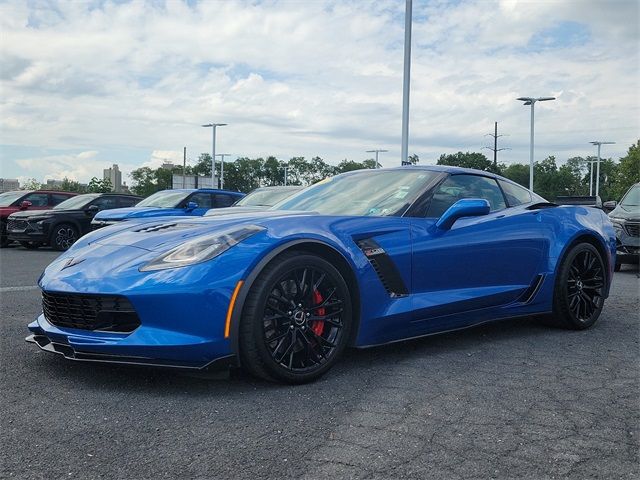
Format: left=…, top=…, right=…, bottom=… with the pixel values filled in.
left=602, top=200, right=617, bottom=211
left=19, top=200, right=32, bottom=210
left=436, top=198, right=490, bottom=231
left=185, top=201, right=198, bottom=210
left=86, top=205, right=100, bottom=214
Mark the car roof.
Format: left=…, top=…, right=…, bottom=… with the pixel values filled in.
left=165, top=188, right=243, bottom=195
left=342, top=165, right=506, bottom=179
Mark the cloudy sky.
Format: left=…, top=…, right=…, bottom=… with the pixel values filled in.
left=1, top=0, right=638, bottom=185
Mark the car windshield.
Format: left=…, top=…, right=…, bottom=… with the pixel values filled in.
left=621, top=185, right=640, bottom=207
left=272, top=169, right=440, bottom=216
left=54, top=194, right=99, bottom=210
left=236, top=187, right=302, bottom=207
left=136, top=190, right=191, bottom=208
left=0, top=191, right=27, bottom=207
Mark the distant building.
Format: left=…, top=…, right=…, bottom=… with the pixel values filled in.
left=103, top=164, right=122, bottom=192
left=161, top=162, right=176, bottom=170
left=0, top=178, right=20, bottom=192
left=46, top=179, right=64, bottom=188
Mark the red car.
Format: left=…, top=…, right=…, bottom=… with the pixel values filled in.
left=0, top=190, right=77, bottom=247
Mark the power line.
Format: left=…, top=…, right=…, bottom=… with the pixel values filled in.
left=482, top=121, right=510, bottom=168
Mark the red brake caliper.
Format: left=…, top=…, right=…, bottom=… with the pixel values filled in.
left=311, top=289, right=325, bottom=336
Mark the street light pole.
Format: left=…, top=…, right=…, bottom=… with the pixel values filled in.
left=216, top=153, right=230, bottom=190
left=282, top=166, right=289, bottom=186
left=202, top=123, right=227, bottom=189
left=590, top=141, right=615, bottom=198
left=400, top=0, right=412, bottom=166
left=366, top=149, right=388, bottom=168
left=516, top=96, right=555, bottom=191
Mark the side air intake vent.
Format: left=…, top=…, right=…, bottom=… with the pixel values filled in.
left=356, top=238, right=408, bottom=298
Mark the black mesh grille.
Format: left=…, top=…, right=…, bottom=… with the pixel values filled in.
left=7, top=219, right=28, bottom=231
left=624, top=222, right=639, bottom=237
left=42, top=291, right=140, bottom=332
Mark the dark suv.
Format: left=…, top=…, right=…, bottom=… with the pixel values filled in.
left=0, top=190, right=76, bottom=247
left=7, top=193, right=141, bottom=250
left=606, top=182, right=640, bottom=270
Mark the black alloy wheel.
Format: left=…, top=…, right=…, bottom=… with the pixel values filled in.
left=51, top=224, right=78, bottom=251
left=548, top=242, right=606, bottom=329
left=240, top=252, right=352, bottom=383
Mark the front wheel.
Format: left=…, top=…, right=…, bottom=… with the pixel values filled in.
left=239, top=252, right=353, bottom=384
left=51, top=224, right=78, bottom=251
left=548, top=242, right=606, bottom=330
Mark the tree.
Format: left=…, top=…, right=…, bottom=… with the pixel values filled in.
left=130, top=167, right=159, bottom=197
left=21, top=178, right=42, bottom=190
left=408, top=154, right=419, bottom=165
left=60, top=177, right=86, bottom=193
left=336, top=159, right=376, bottom=173
left=437, top=152, right=499, bottom=173
left=501, top=163, right=529, bottom=188
left=613, top=140, right=640, bottom=199
left=87, top=177, right=113, bottom=193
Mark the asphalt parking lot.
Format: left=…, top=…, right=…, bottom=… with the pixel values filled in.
left=1, top=246, right=638, bottom=479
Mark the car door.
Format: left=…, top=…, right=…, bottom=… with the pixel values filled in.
left=21, top=192, right=50, bottom=210
left=82, top=196, right=119, bottom=233
left=410, top=174, right=547, bottom=331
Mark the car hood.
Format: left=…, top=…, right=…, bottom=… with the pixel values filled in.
left=9, top=209, right=82, bottom=219
left=609, top=204, right=640, bottom=221
left=1, top=207, right=49, bottom=218
left=88, top=210, right=315, bottom=252
left=204, top=206, right=267, bottom=217
left=93, top=206, right=183, bottom=220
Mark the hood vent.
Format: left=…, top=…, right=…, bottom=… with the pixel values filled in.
left=134, top=223, right=198, bottom=233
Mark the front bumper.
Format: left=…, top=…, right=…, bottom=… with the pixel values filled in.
left=613, top=225, right=640, bottom=265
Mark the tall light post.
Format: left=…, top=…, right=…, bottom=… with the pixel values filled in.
left=400, top=0, right=413, bottom=166
left=516, top=96, right=555, bottom=191
left=366, top=149, right=388, bottom=168
left=202, top=123, right=227, bottom=188
left=590, top=141, right=615, bottom=198
left=215, top=153, right=231, bottom=190
left=281, top=166, right=289, bottom=186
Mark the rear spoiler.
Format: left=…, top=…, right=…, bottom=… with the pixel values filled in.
left=555, top=196, right=602, bottom=208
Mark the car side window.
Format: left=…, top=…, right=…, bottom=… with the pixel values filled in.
left=51, top=193, right=71, bottom=205
left=497, top=180, right=532, bottom=207
left=23, top=193, right=49, bottom=207
left=426, top=175, right=507, bottom=217
left=118, top=197, right=139, bottom=207
left=214, top=194, right=236, bottom=208
left=189, top=193, right=213, bottom=209
left=90, top=197, right=118, bottom=210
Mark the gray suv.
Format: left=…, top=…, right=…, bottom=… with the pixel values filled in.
left=606, top=183, right=640, bottom=270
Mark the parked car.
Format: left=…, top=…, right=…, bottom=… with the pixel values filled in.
left=605, top=182, right=640, bottom=270
left=204, top=186, right=303, bottom=217
left=0, top=190, right=76, bottom=247
left=7, top=193, right=142, bottom=250
left=28, top=166, right=615, bottom=384
left=91, top=188, right=245, bottom=229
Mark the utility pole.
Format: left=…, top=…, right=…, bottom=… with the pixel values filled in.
left=483, top=122, right=510, bottom=169
left=590, top=141, right=615, bottom=198
left=366, top=149, right=388, bottom=168
left=400, top=0, right=412, bottom=166
left=216, top=154, right=230, bottom=190
left=183, top=147, right=187, bottom=188
left=202, top=123, right=227, bottom=188
left=281, top=166, right=289, bottom=186
left=516, top=96, right=556, bottom=191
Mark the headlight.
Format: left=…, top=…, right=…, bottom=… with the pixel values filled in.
left=139, top=225, right=264, bottom=272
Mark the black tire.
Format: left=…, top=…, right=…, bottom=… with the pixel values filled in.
left=0, top=222, right=9, bottom=248
left=50, top=223, right=78, bottom=251
left=614, top=262, right=621, bottom=272
left=547, top=242, right=606, bottom=330
left=239, top=252, right=353, bottom=384
left=20, top=241, right=41, bottom=250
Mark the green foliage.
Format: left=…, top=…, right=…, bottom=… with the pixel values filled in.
left=501, top=163, right=529, bottom=187
left=21, top=178, right=43, bottom=190
left=437, top=151, right=499, bottom=173
left=60, top=177, right=87, bottom=193
left=87, top=177, right=113, bottom=193
left=613, top=140, right=640, bottom=199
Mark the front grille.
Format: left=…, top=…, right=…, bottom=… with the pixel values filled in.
left=42, top=291, right=140, bottom=333
left=624, top=222, right=640, bottom=237
left=7, top=219, right=28, bottom=231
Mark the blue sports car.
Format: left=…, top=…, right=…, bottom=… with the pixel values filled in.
left=27, top=166, right=616, bottom=383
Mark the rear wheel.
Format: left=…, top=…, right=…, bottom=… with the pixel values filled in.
left=547, top=243, right=606, bottom=329
left=20, top=241, right=41, bottom=250
left=51, top=223, right=78, bottom=251
left=239, top=252, right=352, bottom=384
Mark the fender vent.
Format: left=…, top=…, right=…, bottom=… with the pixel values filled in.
left=517, top=274, right=545, bottom=304
left=356, top=238, right=408, bottom=298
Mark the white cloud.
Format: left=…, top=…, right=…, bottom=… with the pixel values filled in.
left=0, top=0, right=638, bottom=184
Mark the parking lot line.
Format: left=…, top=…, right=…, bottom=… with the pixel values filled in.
left=0, top=285, right=39, bottom=293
